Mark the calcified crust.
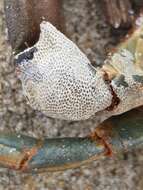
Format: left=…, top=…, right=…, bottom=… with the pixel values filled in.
left=15, top=17, right=143, bottom=121
left=15, top=22, right=112, bottom=121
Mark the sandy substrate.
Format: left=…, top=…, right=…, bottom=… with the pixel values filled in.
left=0, top=0, right=143, bottom=189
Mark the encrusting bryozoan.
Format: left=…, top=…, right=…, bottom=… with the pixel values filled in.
left=15, top=22, right=112, bottom=120
left=15, top=19, right=143, bottom=121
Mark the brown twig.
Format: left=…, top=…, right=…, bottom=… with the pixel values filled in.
left=101, top=0, right=134, bottom=28
left=4, top=0, right=64, bottom=53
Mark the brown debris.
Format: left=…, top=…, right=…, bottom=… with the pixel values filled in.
left=103, top=72, right=120, bottom=111
left=19, top=147, right=38, bottom=171
left=90, top=129, right=113, bottom=156
left=90, top=125, right=115, bottom=157
left=95, top=122, right=118, bottom=156
left=101, top=0, right=134, bottom=28
left=19, top=139, right=44, bottom=171
left=4, top=0, right=65, bottom=52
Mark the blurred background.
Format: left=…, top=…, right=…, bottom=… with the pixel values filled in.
left=0, top=0, right=143, bottom=189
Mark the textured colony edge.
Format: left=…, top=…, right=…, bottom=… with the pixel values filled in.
left=15, top=21, right=143, bottom=121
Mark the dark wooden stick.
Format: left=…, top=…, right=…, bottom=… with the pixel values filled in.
left=4, top=0, right=64, bottom=53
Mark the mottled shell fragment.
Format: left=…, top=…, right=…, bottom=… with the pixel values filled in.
left=104, top=49, right=143, bottom=116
